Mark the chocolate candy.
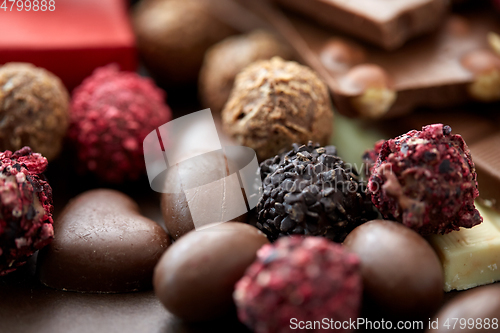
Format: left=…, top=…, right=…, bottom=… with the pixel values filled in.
left=275, top=0, right=448, bottom=50
left=153, top=222, right=269, bottom=321
left=427, top=285, right=500, bottom=332
left=429, top=203, right=500, bottom=292
left=343, top=220, right=444, bottom=318
left=253, top=4, right=500, bottom=118
left=222, top=57, right=334, bottom=160
left=37, top=189, right=170, bottom=293
left=160, top=150, right=248, bottom=240
left=257, top=141, right=376, bottom=242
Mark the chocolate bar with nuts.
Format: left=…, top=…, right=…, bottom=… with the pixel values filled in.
left=274, top=0, right=449, bottom=50
left=253, top=3, right=500, bottom=119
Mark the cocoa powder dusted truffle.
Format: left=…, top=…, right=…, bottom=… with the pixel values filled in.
left=234, top=236, right=362, bottom=333
left=222, top=57, right=334, bottom=161
left=368, top=124, right=482, bottom=235
left=0, top=147, right=53, bottom=276
left=199, top=30, right=292, bottom=113
left=257, top=142, right=376, bottom=242
left=0, top=63, right=69, bottom=161
left=69, top=65, right=172, bottom=183
left=132, top=0, right=235, bottom=85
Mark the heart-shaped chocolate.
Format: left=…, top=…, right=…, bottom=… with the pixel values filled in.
left=37, top=189, right=170, bottom=293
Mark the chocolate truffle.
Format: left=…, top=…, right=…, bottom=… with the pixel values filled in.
left=234, top=236, right=361, bottom=333
left=427, top=285, right=500, bottom=332
left=344, top=220, right=444, bottom=319
left=199, top=30, right=292, bottom=113
left=222, top=57, right=334, bottom=161
left=368, top=124, right=482, bottom=235
left=69, top=65, right=172, bottom=183
left=257, top=141, right=377, bottom=242
left=0, top=147, right=53, bottom=276
left=37, top=189, right=170, bottom=293
left=154, top=222, right=269, bottom=321
left=0, top=63, right=69, bottom=161
left=132, top=0, right=235, bottom=85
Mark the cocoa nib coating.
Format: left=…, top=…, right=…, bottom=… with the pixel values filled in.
left=0, top=63, right=69, bottom=161
left=368, top=124, right=482, bottom=235
left=199, top=30, right=293, bottom=113
left=0, top=147, right=53, bottom=276
left=257, top=141, right=377, bottom=242
left=222, top=57, right=334, bottom=161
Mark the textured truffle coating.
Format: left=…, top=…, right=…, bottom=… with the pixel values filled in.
left=257, top=142, right=376, bottom=242
left=368, top=124, right=482, bottom=235
left=132, top=0, right=235, bottom=85
left=234, top=236, right=361, bottom=333
left=199, top=30, right=292, bottom=113
left=0, top=63, right=69, bottom=161
left=222, top=57, right=334, bottom=161
left=0, top=147, right=53, bottom=276
left=69, top=65, right=172, bottom=183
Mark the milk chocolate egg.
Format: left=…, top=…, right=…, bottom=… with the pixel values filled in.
left=37, top=189, right=171, bottom=293
left=344, top=219, right=444, bottom=318
left=427, top=285, right=500, bottom=332
left=153, top=222, right=269, bottom=321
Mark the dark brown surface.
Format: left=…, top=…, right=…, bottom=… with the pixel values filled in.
left=427, top=284, right=500, bottom=332
left=274, top=0, right=448, bottom=50
left=153, top=222, right=269, bottom=321
left=37, top=189, right=171, bottom=293
left=344, top=220, right=444, bottom=319
left=251, top=2, right=500, bottom=118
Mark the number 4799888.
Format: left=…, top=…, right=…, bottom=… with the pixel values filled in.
left=1, top=0, right=55, bottom=11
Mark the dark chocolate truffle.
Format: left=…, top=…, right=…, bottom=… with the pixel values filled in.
left=153, top=222, right=269, bottom=321
left=0, top=63, right=69, bottom=161
left=69, top=65, right=172, bottom=183
left=37, top=189, right=170, bottom=293
left=132, top=0, right=235, bottom=85
left=0, top=147, right=53, bottom=276
left=199, top=30, right=292, bottom=113
left=234, top=236, right=362, bottom=333
left=222, top=57, right=334, bottom=161
left=256, top=141, right=377, bottom=242
left=368, top=124, right=482, bottom=235
left=344, top=220, right=444, bottom=319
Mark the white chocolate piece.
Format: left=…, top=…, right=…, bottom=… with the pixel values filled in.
left=429, top=203, right=500, bottom=292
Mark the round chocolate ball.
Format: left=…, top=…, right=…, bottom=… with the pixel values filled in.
left=222, top=57, right=334, bottom=161
left=153, top=222, right=269, bottom=321
left=199, top=30, right=292, bottom=113
left=160, top=150, right=247, bottom=240
left=257, top=141, right=377, bottom=242
left=427, top=285, right=500, bottom=332
left=0, top=63, right=69, bottom=161
left=132, top=0, right=235, bottom=85
left=343, top=220, right=444, bottom=318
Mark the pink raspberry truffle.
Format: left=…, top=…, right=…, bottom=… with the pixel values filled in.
left=0, top=147, right=53, bottom=276
left=69, top=65, right=172, bottom=183
left=234, top=236, right=361, bottom=333
left=368, top=124, right=482, bottom=235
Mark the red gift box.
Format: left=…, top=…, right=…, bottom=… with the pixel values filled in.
left=0, top=0, right=137, bottom=90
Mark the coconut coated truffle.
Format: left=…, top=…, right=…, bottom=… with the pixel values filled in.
left=0, top=63, right=69, bottom=161
left=234, top=236, right=362, bottom=333
left=222, top=57, right=334, bottom=161
left=199, top=30, right=292, bottom=113
left=257, top=142, right=376, bottom=242
left=0, top=147, right=53, bottom=276
left=132, top=0, right=235, bottom=85
left=69, top=65, right=172, bottom=183
left=368, top=124, right=482, bottom=235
